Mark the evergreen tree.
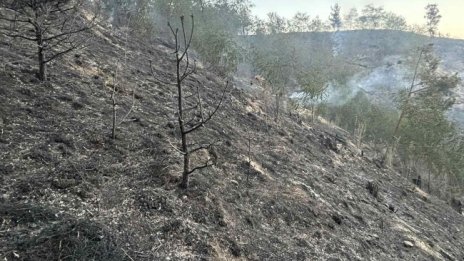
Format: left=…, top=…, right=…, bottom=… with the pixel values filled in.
left=329, top=3, right=342, bottom=31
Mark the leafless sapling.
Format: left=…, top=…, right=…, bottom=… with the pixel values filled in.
left=150, top=15, right=229, bottom=189
left=110, top=78, right=136, bottom=139
left=109, top=24, right=135, bottom=139
left=0, top=0, right=97, bottom=81
left=354, top=116, right=366, bottom=148
left=247, top=128, right=252, bottom=184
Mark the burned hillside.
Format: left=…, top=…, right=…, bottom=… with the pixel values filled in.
left=1, top=3, right=464, bottom=261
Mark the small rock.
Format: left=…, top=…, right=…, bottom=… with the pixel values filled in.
left=366, top=180, right=380, bottom=198
left=218, top=219, right=227, bottom=227
left=389, top=204, right=396, bottom=212
left=229, top=240, right=241, bottom=257
left=247, top=112, right=258, bottom=121
left=403, top=241, right=414, bottom=248
left=230, top=180, right=239, bottom=186
left=332, top=214, right=342, bottom=225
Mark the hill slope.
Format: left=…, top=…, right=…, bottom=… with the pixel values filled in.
left=1, top=24, right=464, bottom=260
left=269, top=30, right=464, bottom=126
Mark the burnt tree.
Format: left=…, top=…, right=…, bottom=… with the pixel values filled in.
left=0, top=0, right=96, bottom=81
left=150, top=15, right=229, bottom=189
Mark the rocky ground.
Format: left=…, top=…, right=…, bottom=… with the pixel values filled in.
left=0, top=22, right=463, bottom=261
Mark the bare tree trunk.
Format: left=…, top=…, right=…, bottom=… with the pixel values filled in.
left=180, top=147, right=190, bottom=188
left=36, top=33, right=46, bottom=81
left=112, top=90, right=117, bottom=139
left=176, top=51, right=191, bottom=189
left=275, top=93, right=280, bottom=122
left=247, top=131, right=251, bottom=184
left=153, top=16, right=228, bottom=189
left=443, top=172, right=449, bottom=198
left=110, top=26, right=134, bottom=140
left=38, top=59, right=46, bottom=81
left=311, top=103, right=315, bottom=122
left=428, top=170, right=433, bottom=193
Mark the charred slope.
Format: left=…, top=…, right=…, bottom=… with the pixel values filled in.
left=0, top=22, right=463, bottom=261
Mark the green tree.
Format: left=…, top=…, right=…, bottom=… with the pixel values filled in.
left=296, top=70, right=329, bottom=122
left=308, top=16, right=326, bottom=32
left=251, top=16, right=267, bottom=34
left=343, top=8, right=358, bottom=30
left=153, top=0, right=194, bottom=20
left=387, top=44, right=460, bottom=173
left=194, top=27, right=242, bottom=75
left=251, top=33, right=296, bottom=121
left=424, top=3, right=441, bottom=37
left=265, top=12, right=287, bottom=34
left=288, top=12, right=311, bottom=32
left=383, top=12, right=407, bottom=30
left=325, top=92, right=397, bottom=142
left=153, top=0, right=253, bottom=75
left=358, top=4, right=385, bottom=29
left=329, top=3, right=342, bottom=31
left=193, top=0, right=252, bottom=74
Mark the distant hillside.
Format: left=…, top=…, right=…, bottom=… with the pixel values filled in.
left=339, top=30, right=464, bottom=125
left=1, top=21, right=463, bottom=261
left=252, top=30, right=464, bottom=126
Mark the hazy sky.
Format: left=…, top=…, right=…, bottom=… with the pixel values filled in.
left=251, top=0, right=464, bottom=39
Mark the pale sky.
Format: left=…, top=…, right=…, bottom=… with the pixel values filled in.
left=251, top=0, right=464, bottom=39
